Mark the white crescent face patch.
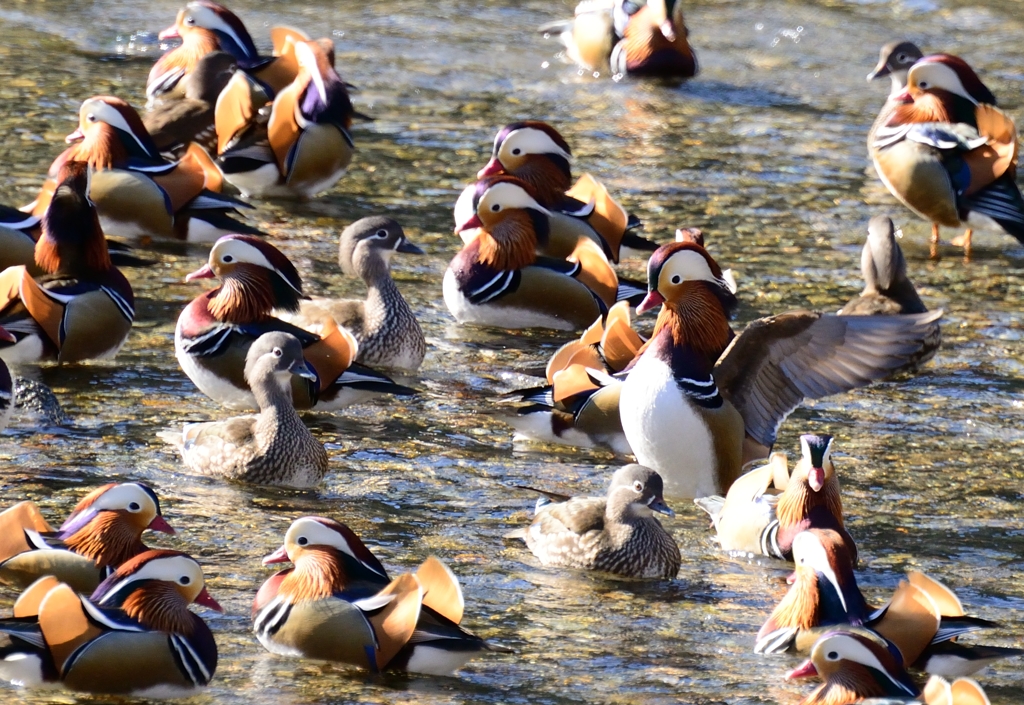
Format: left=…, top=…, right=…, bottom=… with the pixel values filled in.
left=80, top=99, right=152, bottom=156
left=477, top=181, right=550, bottom=216
left=498, top=127, right=572, bottom=163
left=909, top=62, right=976, bottom=103
left=659, top=249, right=722, bottom=288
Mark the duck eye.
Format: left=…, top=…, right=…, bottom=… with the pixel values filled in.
left=670, top=275, right=682, bottom=284
left=128, top=502, right=141, bottom=512
left=918, top=81, right=928, bottom=89
left=374, top=229, right=388, bottom=238
left=827, top=650, right=839, bottom=660
left=297, top=536, right=308, bottom=546
left=180, top=576, right=191, bottom=585
left=87, top=114, right=97, bottom=122
left=632, top=480, right=643, bottom=493
left=222, top=255, right=234, bottom=263
left=896, top=53, right=907, bottom=62
left=491, top=204, right=501, bottom=212
left=184, top=15, right=195, bottom=25
left=272, top=347, right=283, bottom=358
left=511, top=148, right=522, bottom=155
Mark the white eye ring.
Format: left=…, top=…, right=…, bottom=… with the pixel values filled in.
left=272, top=347, right=283, bottom=358
left=632, top=480, right=643, bottom=493
left=374, top=229, right=388, bottom=238
left=896, top=53, right=907, bottom=62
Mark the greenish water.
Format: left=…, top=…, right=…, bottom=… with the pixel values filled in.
left=0, top=0, right=1023, bottom=703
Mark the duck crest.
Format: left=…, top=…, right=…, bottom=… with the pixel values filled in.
left=119, top=581, right=197, bottom=635
left=477, top=210, right=545, bottom=270
left=62, top=509, right=147, bottom=568
left=278, top=548, right=346, bottom=602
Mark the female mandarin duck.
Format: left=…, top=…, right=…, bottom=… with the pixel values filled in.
left=475, top=121, right=655, bottom=261
left=0, top=164, right=135, bottom=364
left=694, top=434, right=854, bottom=562
left=215, top=38, right=356, bottom=199
left=285, top=217, right=426, bottom=371
left=619, top=241, right=942, bottom=498
left=871, top=54, right=1024, bottom=255
left=540, top=0, right=697, bottom=78
left=161, top=332, right=329, bottom=487
left=0, top=550, right=220, bottom=696
left=27, top=96, right=258, bottom=242
left=446, top=176, right=644, bottom=331
left=253, top=516, right=508, bottom=674
left=148, top=0, right=301, bottom=103
left=0, top=483, right=173, bottom=593
left=757, top=529, right=1021, bottom=676
left=177, top=234, right=416, bottom=411
left=788, top=631, right=997, bottom=704
left=509, top=464, right=680, bottom=579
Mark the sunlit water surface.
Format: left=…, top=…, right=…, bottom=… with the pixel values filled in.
left=0, top=0, right=1022, bottom=703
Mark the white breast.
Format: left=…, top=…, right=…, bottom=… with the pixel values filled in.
left=174, top=323, right=256, bottom=411
left=619, top=352, right=719, bottom=499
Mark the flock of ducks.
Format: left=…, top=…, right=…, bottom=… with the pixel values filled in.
left=0, top=0, right=1020, bottom=702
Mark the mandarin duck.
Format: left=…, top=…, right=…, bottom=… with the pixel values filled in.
left=27, top=96, right=259, bottom=243
left=0, top=206, right=40, bottom=275
left=283, top=217, right=426, bottom=370
left=0, top=550, right=220, bottom=695
left=540, top=0, right=697, bottom=78
left=758, top=529, right=1021, bottom=677
left=0, top=163, right=135, bottom=365
left=475, top=121, right=655, bottom=261
left=161, top=332, right=328, bottom=487
left=694, top=434, right=855, bottom=561
left=253, top=516, right=508, bottom=674
left=508, top=464, right=680, bottom=579
left=215, top=38, right=356, bottom=199
left=148, top=0, right=302, bottom=103
left=922, top=676, right=992, bottom=705
left=176, top=234, right=416, bottom=411
left=144, top=50, right=238, bottom=155
left=0, top=483, right=174, bottom=594
left=619, top=242, right=942, bottom=498
left=870, top=54, right=1024, bottom=255
left=840, top=216, right=941, bottom=369
left=867, top=41, right=924, bottom=152
left=0, top=353, right=11, bottom=432
left=446, top=176, right=645, bottom=331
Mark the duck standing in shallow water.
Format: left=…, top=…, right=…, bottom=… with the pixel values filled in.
left=161, top=332, right=329, bottom=487
left=0, top=482, right=174, bottom=593
left=0, top=163, right=135, bottom=364
left=285, top=217, right=426, bottom=370
left=509, top=464, right=680, bottom=579
left=0, top=550, right=221, bottom=696
left=177, top=234, right=416, bottom=410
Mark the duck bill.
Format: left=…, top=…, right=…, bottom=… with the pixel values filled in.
left=148, top=516, right=176, bottom=535
left=786, top=659, right=818, bottom=680
left=649, top=496, right=675, bottom=517
left=660, top=19, right=677, bottom=42
left=477, top=158, right=504, bottom=179
left=454, top=214, right=483, bottom=234
left=808, top=466, right=825, bottom=493
left=636, top=290, right=665, bottom=315
left=262, top=545, right=291, bottom=565
left=185, top=264, right=215, bottom=282
left=289, top=360, right=319, bottom=381
left=397, top=240, right=425, bottom=254
left=158, top=25, right=181, bottom=41
left=892, top=90, right=913, bottom=104
left=866, top=62, right=890, bottom=81
left=65, top=128, right=85, bottom=144
left=0, top=326, right=15, bottom=344
left=194, top=587, right=224, bottom=613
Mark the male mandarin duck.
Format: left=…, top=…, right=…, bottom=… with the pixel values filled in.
left=215, top=38, right=356, bottom=199
left=0, top=482, right=173, bottom=593
left=27, top=95, right=259, bottom=243
left=253, top=516, right=508, bottom=674
left=619, top=242, right=942, bottom=498
left=445, top=176, right=645, bottom=331
left=284, top=217, right=426, bottom=371
left=0, top=353, right=12, bottom=432
left=0, top=206, right=40, bottom=274
left=176, top=234, right=416, bottom=411
left=540, top=0, right=697, bottom=78
left=508, top=464, right=680, bottom=579
left=144, top=50, right=238, bottom=155
left=757, top=529, right=1021, bottom=677
left=871, top=54, right=1024, bottom=255
left=867, top=41, right=925, bottom=151
left=161, top=332, right=328, bottom=487
left=694, top=434, right=855, bottom=562
left=148, top=0, right=301, bottom=103
left=475, top=120, right=655, bottom=261
left=0, top=550, right=220, bottom=695
left=0, top=163, right=135, bottom=365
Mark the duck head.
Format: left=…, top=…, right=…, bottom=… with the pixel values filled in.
left=788, top=630, right=919, bottom=704
left=862, top=216, right=908, bottom=294
left=187, top=235, right=305, bottom=323
left=454, top=176, right=551, bottom=270
left=91, top=550, right=222, bottom=632
left=338, top=216, right=422, bottom=278
left=647, top=0, right=687, bottom=43
left=262, top=516, right=390, bottom=601
left=477, top=121, right=573, bottom=202
left=891, top=54, right=995, bottom=125
left=159, top=1, right=260, bottom=65
left=793, top=530, right=868, bottom=621
left=35, top=161, right=111, bottom=278
left=606, top=464, right=675, bottom=521
left=66, top=96, right=162, bottom=169
left=244, top=331, right=317, bottom=395
left=866, top=41, right=923, bottom=93
left=776, top=434, right=845, bottom=529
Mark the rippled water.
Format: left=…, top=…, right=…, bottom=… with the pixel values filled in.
left=0, top=0, right=1023, bottom=703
